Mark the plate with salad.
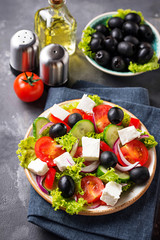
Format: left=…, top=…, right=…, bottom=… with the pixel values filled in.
left=16, top=94, right=157, bottom=215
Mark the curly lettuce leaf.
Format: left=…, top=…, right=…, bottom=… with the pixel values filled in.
left=78, top=26, right=96, bottom=58
left=55, top=133, right=78, bottom=152
left=16, top=136, right=36, bottom=168
left=88, top=94, right=103, bottom=106
left=114, top=9, right=144, bottom=23
left=128, top=53, right=159, bottom=73
left=86, top=131, right=104, bottom=140
left=138, top=130, right=158, bottom=149
left=51, top=188, right=87, bottom=215
left=122, top=181, right=134, bottom=192
left=61, top=102, right=79, bottom=110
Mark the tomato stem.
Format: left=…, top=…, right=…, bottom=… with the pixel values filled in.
left=22, top=72, right=40, bottom=86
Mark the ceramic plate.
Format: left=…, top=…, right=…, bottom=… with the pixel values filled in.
left=82, top=11, right=160, bottom=77
left=24, top=100, right=157, bottom=215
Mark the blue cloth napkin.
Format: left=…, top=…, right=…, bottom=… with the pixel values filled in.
left=28, top=80, right=160, bottom=240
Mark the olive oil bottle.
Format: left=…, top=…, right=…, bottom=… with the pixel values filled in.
left=34, top=0, right=77, bottom=55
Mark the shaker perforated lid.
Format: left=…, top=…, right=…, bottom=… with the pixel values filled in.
left=10, top=30, right=39, bottom=72
left=40, top=44, right=69, bottom=86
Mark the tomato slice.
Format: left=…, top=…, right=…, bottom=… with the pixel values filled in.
left=78, top=176, right=104, bottom=204
left=93, top=105, right=112, bottom=132
left=43, top=168, right=56, bottom=191
left=100, top=141, right=114, bottom=152
left=35, top=136, right=65, bottom=167
left=74, top=146, right=82, bottom=158
left=49, top=114, right=71, bottom=132
left=120, top=139, right=148, bottom=166
left=129, top=117, right=140, bottom=129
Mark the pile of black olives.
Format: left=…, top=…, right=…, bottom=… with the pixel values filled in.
left=90, top=12, right=154, bottom=72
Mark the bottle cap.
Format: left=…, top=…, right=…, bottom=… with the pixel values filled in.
left=10, top=30, right=39, bottom=74
left=40, top=44, right=69, bottom=86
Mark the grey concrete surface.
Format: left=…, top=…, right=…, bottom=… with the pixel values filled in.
left=0, top=0, right=160, bottom=239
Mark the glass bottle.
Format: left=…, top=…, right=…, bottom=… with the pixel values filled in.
left=34, top=0, right=77, bottom=55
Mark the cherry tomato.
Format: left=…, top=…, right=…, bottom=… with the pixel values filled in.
left=43, top=168, right=56, bottom=191
left=78, top=176, right=104, bottom=204
left=100, top=141, right=114, bottom=152
left=129, top=117, right=140, bottom=129
left=49, top=114, right=71, bottom=132
left=35, top=136, right=65, bottom=167
left=93, top=105, right=112, bottom=132
left=120, top=139, right=148, bottom=166
left=14, top=72, right=44, bottom=102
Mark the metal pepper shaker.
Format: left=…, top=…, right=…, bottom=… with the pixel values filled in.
left=39, top=44, right=69, bottom=86
left=10, top=29, right=39, bottom=75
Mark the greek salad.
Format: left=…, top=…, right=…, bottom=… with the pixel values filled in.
left=17, top=94, right=157, bottom=215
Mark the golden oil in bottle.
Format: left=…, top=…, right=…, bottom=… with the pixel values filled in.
left=34, top=0, right=77, bottom=55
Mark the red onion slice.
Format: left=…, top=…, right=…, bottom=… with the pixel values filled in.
left=86, top=201, right=101, bottom=209
left=115, top=162, right=139, bottom=172
left=66, top=158, right=75, bottom=166
left=139, top=134, right=149, bottom=139
left=36, top=175, right=49, bottom=195
left=70, top=141, right=79, bottom=157
left=39, top=122, right=54, bottom=135
left=81, top=161, right=99, bottom=173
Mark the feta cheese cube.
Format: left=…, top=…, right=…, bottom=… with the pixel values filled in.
left=77, top=94, right=96, bottom=113
left=50, top=104, right=70, bottom=121
left=54, top=152, right=75, bottom=171
left=28, top=158, right=49, bottom=176
left=118, top=125, right=141, bottom=145
left=82, top=136, right=100, bottom=161
left=100, top=181, right=122, bottom=206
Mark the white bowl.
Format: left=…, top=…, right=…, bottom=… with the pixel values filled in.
left=82, top=11, right=160, bottom=77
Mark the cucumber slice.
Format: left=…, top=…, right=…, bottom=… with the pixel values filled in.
left=33, top=117, right=50, bottom=139
left=70, top=119, right=95, bottom=146
left=97, top=165, right=108, bottom=177
left=103, top=124, right=123, bottom=148
left=114, top=169, right=130, bottom=182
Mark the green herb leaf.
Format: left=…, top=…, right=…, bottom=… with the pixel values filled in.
left=51, top=188, right=87, bottom=215
left=86, top=131, right=104, bottom=141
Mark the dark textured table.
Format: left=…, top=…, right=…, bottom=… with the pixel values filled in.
left=0, top=0, right=160, bottom=239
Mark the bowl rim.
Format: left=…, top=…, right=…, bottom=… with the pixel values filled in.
left=82, top=11, right=160, bottom=77
left=24, top=99, right=157, bottom=216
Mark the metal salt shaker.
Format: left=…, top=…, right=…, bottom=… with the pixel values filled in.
left=10, top=29, right=39, bottom=74
left=39, top=44, right=69, bottom=86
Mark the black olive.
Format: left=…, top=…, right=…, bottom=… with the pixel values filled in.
left=95, top=24, right=109, bottom=36
left=95, top=50, right=110, bottom=67
left=58, top=175, right=75, bottom=198
left=111, top=28, right=123, bottom=42
left=138, top=24, right=154, bottom=43
left=108, top=107, right=124, bottom=124
left=137, top=47, right=154, bottom=64
left=111, top=56, right=126, bottom=71
left=49, top=123, right=67, bottom=139
left=90, top=38, right=103, bottom=52
left=103, top=36, right=118, bottom=53
left=92, top=31, right=105, bottom=41
left=139, top=42, right=152, bottom=49
left=130, top=167, right=150, bottom=184
left=124, top=13, right=141, bottom=25
left=124, top=57, right=134, bottom=67
left=108, top=17, right=124, bottom=29
left=100, top=151, right=118, bottom=168
left=124, top=35, right=139, bottom=46
left=68, top=113, right=83, bottom=128
left=122, top=21, right=139, bottom=36
left=117, top=41, right=136, bottom=57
